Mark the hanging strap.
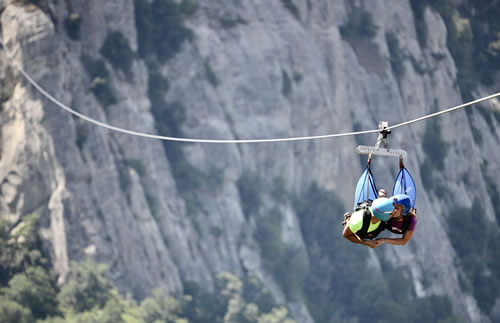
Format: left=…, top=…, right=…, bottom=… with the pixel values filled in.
left=392, top=164, right=417, bottom=208
left=364, top=122, right=391, bottom=200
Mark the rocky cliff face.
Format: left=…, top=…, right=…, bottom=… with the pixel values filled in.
left=1, top=0, right=499, bottom=322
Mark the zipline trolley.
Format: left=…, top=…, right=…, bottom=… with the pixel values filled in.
left=353, top=121, right=416, bottom=209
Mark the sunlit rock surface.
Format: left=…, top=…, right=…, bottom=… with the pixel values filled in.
left=1, top=1, right=498, bottom=321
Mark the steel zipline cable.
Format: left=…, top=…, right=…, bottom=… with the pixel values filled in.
left=387, top=92, right=500, bottom=131
left=4, top=43, right=500, bottom=143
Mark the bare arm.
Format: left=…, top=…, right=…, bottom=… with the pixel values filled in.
left=343, top=225, right=370, bottom=246
left=374, top=210, right=417, bottom=247
left=375, top=230, right=414, bottom=246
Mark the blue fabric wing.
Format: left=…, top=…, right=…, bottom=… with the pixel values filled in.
left=392, top=167, right=416, bottom=208
left=354, top=168, right=378, bottom=209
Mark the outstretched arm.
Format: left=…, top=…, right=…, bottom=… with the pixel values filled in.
left=374, top=210, right=417, bottom=247
left=375, top=230, right=414, bottom=246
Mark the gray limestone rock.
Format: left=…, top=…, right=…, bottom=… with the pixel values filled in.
left=1, top=0, right=499, bottom=322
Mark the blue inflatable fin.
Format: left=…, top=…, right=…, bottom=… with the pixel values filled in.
left=392, top=167, right=416, bottom=208
left=354, top=168, right=378, bottom=209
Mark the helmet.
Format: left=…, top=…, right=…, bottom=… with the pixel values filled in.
left=370, top=197, right=394, bottom=221
left=392, top=194, right=412, bottom=215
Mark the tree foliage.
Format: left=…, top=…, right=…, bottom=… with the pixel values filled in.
left=134, top=0, right=195, bottom=63
left=5, top=267, right=59, bottom=319
left=0, top=214, right=45, bottom=285
left=58, top=261, right=115, bottom=313
left=0, top=213, right=296, bottom=322
left=237, top=171, right=263, bottom=218
left=0, top=214, right=58, bottom=321
left=339, top=7, right=378, bottom=39
left=280, top=0, right=299, bottom=19
left=64, top=13, right=81, bottom=40
left=0, top=296, right=34, bottom=323
left=100, top=31, right=135, bottom=77
left=82, top=56, right=117, bottom=107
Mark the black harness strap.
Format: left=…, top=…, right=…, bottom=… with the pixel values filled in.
left=356, top=208, right=386, bottom=240
left=343, top=200, right=386, bottom=240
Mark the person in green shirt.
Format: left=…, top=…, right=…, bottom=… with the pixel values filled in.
left=342, top=197, right=395, bottom=248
